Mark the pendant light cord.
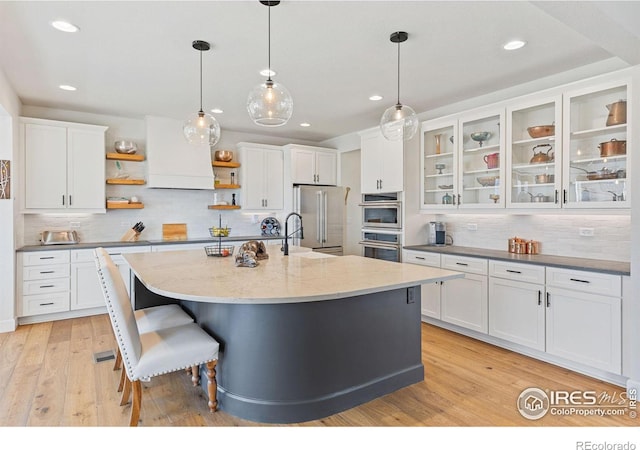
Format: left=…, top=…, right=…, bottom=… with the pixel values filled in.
left=396, top=39, right=401, bottom=106
left=267, top=4, right=272, bottom=82
left=199, top=48, right=204, bottom=113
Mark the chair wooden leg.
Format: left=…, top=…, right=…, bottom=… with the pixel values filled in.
left=117, top=366, right=126, bottom=392
left=120, top=376, right=132, bottom=406
left=191, top=365, right=200, bottom=386
left=206, top=360, right=218, bottom=412
left=129, top=380, right=142, bottom=427
left=113, top=347, right=122, bottom=371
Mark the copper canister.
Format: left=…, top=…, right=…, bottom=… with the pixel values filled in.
left=527, top=240, right=540, bottom=255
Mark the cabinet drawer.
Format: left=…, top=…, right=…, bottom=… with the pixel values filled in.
left=23, top=278, right=69, bottom=295
left=23, top=264, right=70, bottom=281
left=23, top=250, right=70, bottom=266
left=403, top=250, right=440, bottom=268
left=489, top=260, right=545, bottom=284
left=441, top=254, right=487, bottom=275
left=22, top=292, right=70, bottom=316
left=546, top=267, right=621, bottom=297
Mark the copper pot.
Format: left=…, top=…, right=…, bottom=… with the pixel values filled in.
left=598, top=139, right=626, bottom=157
left=606, top=100, right=626, bottom=126
left=530, top=144, right=554, bottom=164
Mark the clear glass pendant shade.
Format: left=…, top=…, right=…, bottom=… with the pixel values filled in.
left=247, top=80, right=293, bottom=127
left=183, top=111, right=221, bottom=146
left=380, top=103, right=418, bottom=141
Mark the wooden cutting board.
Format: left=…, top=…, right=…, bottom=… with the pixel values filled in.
left=162, top=223, right=187, bottom=241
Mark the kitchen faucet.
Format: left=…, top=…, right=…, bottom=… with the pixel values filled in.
left=282, top=212, right=304, bottom=256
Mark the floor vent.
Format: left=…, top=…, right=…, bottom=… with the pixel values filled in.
left=93, top=350, right=116, bottom=364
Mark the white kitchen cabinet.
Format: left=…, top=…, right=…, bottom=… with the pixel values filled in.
left=545, top=267, right=622, bottom=374
left=420, top=106, right=505, bottom=210
left=71, top=249, right=105, bottom=311
left=18, top=250, right=71, bottom=317
left=488, top=261, right=546, bottom=351
left=359, top=129, right=403, bottom=194
left=562, top=78, right=630, bottom=208
left=440, top=254, right=488, bottom=333
left=239, top=143, right=284, bottom=210
left=506, top=94, right=563, bottom=208
left=286, top=145, right=337, bottom=186
left=403, top=250, right=441, bottom=319
left=21, top=117, right=107, bottom=213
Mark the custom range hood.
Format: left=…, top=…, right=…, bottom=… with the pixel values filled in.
left=146, top=116, right=215, bottom=190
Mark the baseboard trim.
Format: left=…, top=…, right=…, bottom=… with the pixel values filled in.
left=0, top=318, right=17, bottom=333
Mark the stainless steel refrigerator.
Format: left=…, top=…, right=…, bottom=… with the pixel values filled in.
left=293, top=185, right=345, bottom=256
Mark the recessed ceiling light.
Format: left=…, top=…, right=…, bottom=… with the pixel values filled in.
left=259, top=69, right=276, bottom=77
left=503, top=40, right=526, bottom=51
left=59, top=84, right=77, bottom=91
left=51, top=20, right=79, bottom=33
left=369, top=95, right=383, bottom=101
left=300, top=122, right=311, bottom=127
left=211, top=108, right=224, bottom=114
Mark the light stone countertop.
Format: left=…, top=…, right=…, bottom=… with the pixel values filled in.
left=125, top=246, right=463, bottom=304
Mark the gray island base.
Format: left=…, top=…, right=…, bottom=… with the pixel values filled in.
left=127, top=248, right=462, bottom=423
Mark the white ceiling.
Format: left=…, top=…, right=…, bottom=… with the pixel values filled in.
left=1, top=1, right=639, bottom=143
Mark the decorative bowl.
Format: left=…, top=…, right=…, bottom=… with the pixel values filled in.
left=527, top=125, right=555, bottom=139
left=470, top=131, right=491, bottom=145
left=209, top=227, right=231, bottom=237
left=477, top=176, right=499, bottom=187
left=214, top=150, right=233, bottom=162
left=114, top=140, right=137, bottom=154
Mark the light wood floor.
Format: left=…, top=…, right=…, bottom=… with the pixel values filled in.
left=0, top=314, right=635, bottom=427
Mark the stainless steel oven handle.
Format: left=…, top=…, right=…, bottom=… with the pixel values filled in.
left=358, top=241, right=400, bottom=250
left=358, top=201, right=402, bottom=207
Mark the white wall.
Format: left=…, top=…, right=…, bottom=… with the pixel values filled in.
left=0, top=66, right=21, bottom=333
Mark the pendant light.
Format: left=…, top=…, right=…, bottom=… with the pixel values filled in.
left=380, top=31, right=418, bottom=141
left=246, top=0, right=293, bottom=127
left=184, top=40, right=221, bottom=146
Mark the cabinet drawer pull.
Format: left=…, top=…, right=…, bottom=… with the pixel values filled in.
left=39, top=270, right=55, bottom=274
left=415, top=256, right=425, bottom=260
left=39, top=302, right=55, bottom=306
left=569, top=278, right=590, bottom=284
left=455, top=262, right=468, bottom=266
left=39, top=256, right=55, bottom=260
left=506, top=269, right=522, bottom=274
left=39, top=285, right=55, bottom=288
left=538, top=290, right=542, bottom=306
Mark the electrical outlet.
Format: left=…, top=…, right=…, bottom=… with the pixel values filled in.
left=579, top=227, right=595, bottom=237
left=467, top=223, right=478, bottom=231
left=69, top=221, right=81, bottom=228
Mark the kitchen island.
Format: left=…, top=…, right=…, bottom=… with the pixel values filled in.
left=125, top=247, right=462, bottom=423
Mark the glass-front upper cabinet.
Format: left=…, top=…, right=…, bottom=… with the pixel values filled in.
left=421, top=118, right=458, bottom=210
left=506, top=95, right=562, bottom=209
left=457, top=107, right=505, bottom=209
left=562, top=79, right=629, bottom=208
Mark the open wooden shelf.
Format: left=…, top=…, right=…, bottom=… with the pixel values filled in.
left=106, top=178, right=146, bottom=185
left=212, top=161, right=240, bottom=168
left=207, top=205, right=241, bottom=210
left=106, top=152, right=145, bottom=162
left=214, top=184, right=240, bottom=189
left=107, top=201, right=144, bottom=209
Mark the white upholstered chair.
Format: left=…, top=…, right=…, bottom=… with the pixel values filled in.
left=94, top=247, right=220, bottom=426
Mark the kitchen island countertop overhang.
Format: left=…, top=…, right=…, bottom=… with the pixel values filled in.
left=123, top=247, right=463, bottom=424
left=124, top=247, right=463, bottom=304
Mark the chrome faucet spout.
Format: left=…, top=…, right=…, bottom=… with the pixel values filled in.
left=283, top=212, right=304, bottom=256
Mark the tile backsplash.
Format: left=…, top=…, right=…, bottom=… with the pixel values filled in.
left=417, top=214, right=630, bottom=262
left=22, top=186, right=285, bottom=246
